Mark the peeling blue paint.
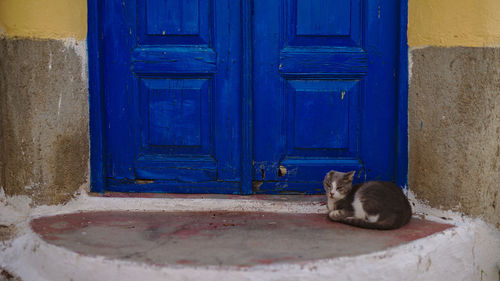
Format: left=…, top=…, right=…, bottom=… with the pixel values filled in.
left=89, top=0, right=408, bottom=194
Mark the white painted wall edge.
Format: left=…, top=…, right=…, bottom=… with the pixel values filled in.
left=1, top=188, right=499, bottom=281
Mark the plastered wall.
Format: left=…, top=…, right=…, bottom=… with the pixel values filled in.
left=0, top=0, right=89, bottom=204
left=408, top=0, right=500, bottom=228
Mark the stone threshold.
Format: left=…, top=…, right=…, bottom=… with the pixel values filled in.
left=30, top=210, right=452, bottom=267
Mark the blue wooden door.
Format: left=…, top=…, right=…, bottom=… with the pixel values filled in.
left=253, top=0, right=400, bottom=193
left=102, top=0, right=242, bottom=193
left=98, top=0, right=400, bottom=194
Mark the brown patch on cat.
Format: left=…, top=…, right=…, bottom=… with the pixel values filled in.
left=0, top=268, right=22, bottom=281
left=0, top=224, right=16, bottom=242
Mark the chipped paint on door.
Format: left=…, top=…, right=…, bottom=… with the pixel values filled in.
left=93, top=0, right=401, bottom=194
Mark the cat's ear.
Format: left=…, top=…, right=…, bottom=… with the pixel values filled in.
left=344, top=171, right=355, bottom=181
left=324, top=171, right=332, bottom=183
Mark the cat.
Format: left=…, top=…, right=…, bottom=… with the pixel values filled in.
left=323, top=170, right=412, bottom=230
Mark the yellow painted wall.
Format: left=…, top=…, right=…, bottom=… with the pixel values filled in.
left=0, top=0, right=87, bottom=40
left=409, top=0, right=500, bottom=47
left=1, top=0, right=499, bottom=46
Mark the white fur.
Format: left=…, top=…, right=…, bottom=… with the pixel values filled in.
left=327, top=197, right=334, bottom=211
left=352, top=194, right=379, bottom=223
left=331, top=181, right=345, bottom=200
left=329, top=210, right=342, bottom=218
left=352, top=195, right=366, bottom=219
left=368, top=214, right=380, bottom=223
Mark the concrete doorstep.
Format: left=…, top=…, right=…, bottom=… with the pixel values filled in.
left=0, top=192, right=499, bottom=281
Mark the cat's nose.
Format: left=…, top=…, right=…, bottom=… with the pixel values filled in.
left=330, top=192, right=335, bottom=198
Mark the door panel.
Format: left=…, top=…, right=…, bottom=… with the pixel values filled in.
left=102, top=0, right=241, bottom=192
left=139, top=0, right=210, bottom=44
left=296, top=0, right=350, bottom=36
left=288, top=0, right=361, bottom=47
left=286, top=80, right=359, bottom=153
left=253, top=0, right=398, bottom=193
left=145, top=0, right=201, bottom=36
left=143, top=79, right=209, bottom=147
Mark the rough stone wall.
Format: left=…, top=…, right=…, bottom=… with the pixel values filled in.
left=409, top=47, right=500, bottom=228
left=0, top=38, right=89, bottom=205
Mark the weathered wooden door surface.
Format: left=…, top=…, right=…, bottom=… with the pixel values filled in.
left=252, top=0, right=399, bottom=193
left=102, top=0, right=242, bottom=193
left=99, top=0, right=400, bottom=194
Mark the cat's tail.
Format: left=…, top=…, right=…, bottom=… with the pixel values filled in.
left=339, top=217, right=407, bottom=230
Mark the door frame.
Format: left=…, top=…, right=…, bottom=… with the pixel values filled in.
left=88, top=0, right=409, bottom=193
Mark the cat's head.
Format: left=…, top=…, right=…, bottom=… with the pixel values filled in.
left=323, top=170, right=355, bottom=200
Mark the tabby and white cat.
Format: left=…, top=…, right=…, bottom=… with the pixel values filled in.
left=323, top=170, right=412, bottom=230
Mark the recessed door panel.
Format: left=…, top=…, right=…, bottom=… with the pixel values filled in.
left=141, top=78, right=210, bottom=148
left=296, top=0, right=350, bottom=36
left=146, top=0, right=200, bottom=35
left=287, top=80, right=359, bottom=153
left=140, top=0, right=211, bottom=45
left=286, top=0, right=361, bottom=47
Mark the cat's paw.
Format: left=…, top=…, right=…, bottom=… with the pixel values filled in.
left=328, top=210, right=343, bottom=221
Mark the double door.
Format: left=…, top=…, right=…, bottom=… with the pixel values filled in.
left=101, top=0, right=399, bottom=194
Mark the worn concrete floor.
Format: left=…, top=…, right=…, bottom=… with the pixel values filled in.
left=31, top=211, right=452, bottom=267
